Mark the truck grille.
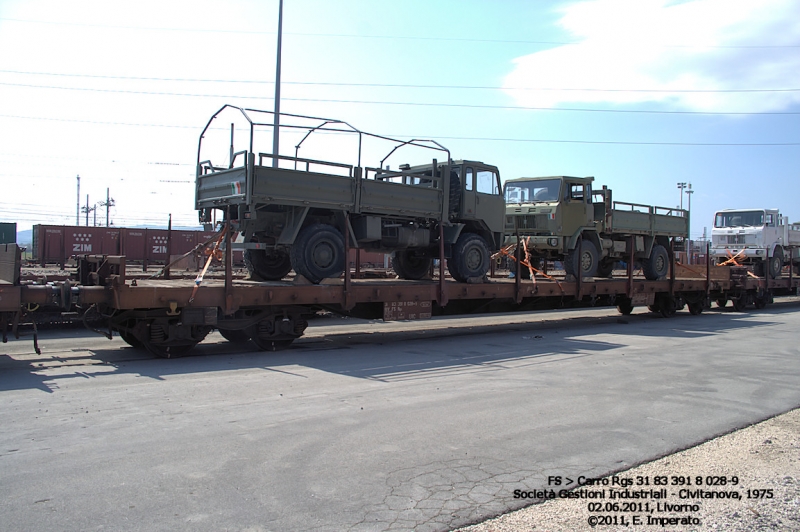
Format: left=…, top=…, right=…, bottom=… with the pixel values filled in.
left=518, top=214, right=550, bottom=229
left=727, top=235, right=745, bottom=244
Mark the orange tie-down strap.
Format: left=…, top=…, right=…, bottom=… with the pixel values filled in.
left=189, top=225, right=228, bottom=304
left=492, top=238, right=564, bottom=293
left=715, top=250, right=761, bottom=278
left=717, top=249, right=745, bottom=266
left=147, top=227, right=229, bottom=280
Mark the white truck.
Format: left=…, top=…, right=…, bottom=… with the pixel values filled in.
left=711, top=209, right=800, bottom=278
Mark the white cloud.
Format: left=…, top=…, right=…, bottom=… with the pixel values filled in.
left=503, top=0, right=800, bottom=112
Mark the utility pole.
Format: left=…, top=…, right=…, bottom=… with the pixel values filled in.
left=81, top=194, right=96, bottom=226
left=76, top=174, right=80, bottom=226
left=98, top=187, right=115, bottom=227
left=271, top=0, right=284, bottom=168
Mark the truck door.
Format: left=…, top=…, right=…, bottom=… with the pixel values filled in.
left=561, top=181, right=592, bottom=239
left=475, top=166, right=505, bottom=236
left=462, top=166, right=477, bottom=218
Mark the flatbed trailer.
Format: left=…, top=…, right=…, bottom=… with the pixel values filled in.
left=3, top=240, right=799, bottom=358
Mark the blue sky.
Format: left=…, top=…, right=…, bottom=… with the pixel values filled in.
left=0, top=0, right=798, bottom=240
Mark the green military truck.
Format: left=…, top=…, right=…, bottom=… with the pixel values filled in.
left=503, top=176, right=688, bottom=279
left=195, top=106, right=505, bottom=284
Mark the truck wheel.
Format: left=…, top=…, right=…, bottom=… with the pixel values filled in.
left=392, top=250, right=432, bottom=280
left=596, top=259, right=616, bottom=278
left=244, top=249, right=293, bottom=281
left=643, top=244, right=669, bottom=280
left=290, top=224, right=346, bottom=284
left=768, top=247, right=783, bottom=279
left=448, top=233, right=491, bottom=282
left=564, top=240, right=599, bottom=278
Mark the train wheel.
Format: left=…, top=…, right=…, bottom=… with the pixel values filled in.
left=687, top=301, right=704, bottom=315
left=659, top=299, right=677, bottom=318
left=141, top=320, right=208, bottom=358
left=250, top=336, right=295, bottom=351
left=290, top=224, right=345, bottom=284
left=218, top=329, right=251, bottom=343
left=448, top=233, right=491, bottom=282
left=392, top=250, right=432, bottom=280
left=142, top=340, right=198, bottom=359
left=732, top=296, right=749, bottom=312
left=244, top=249, right=292, bottom=281
left=616, top=297, right=634, bottom=315
left=119, top=330, right=143, bottom=349
left=716, top=298, right=728, bottom=308
left=754, top=296, right=769, bottom=310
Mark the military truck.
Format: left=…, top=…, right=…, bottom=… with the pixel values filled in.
left=195, top=106, right=505, bottom=284
left=711, top=209, right=800, bottom=278
left=503, top=176, right=688, bottom=279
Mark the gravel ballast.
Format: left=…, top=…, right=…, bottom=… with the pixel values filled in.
left=457, top=408, right=800, bottom=531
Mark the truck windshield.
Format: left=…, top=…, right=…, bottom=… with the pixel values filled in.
left=504, top=178, right=561, bottom=203
left=714, top=211, right=764, bottom=228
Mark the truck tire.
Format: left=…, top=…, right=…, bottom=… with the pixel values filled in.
left=244, top=249, right=293, bottom=281
left=448, top=233, right=491, bottom=282
left=392, top=250, right=432, bottom=280
left=290, top=224, right=346, bottom=284
left=643, top=244, right=669, bottom=280
left=768, top=246, right=783, bottom=279
left=564, top=240, right=599, bottom=278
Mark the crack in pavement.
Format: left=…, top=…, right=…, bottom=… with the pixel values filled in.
left=342, top=457, right=589, bottom=532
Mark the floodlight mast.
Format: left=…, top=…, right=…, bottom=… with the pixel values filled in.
left=272, top=0, right=283, bottom=168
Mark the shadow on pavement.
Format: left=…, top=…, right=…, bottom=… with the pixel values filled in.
left=1, top=300, right=797, bottom=394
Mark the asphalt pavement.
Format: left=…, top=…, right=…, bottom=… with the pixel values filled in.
left=1, top=301, right=799, bottom=531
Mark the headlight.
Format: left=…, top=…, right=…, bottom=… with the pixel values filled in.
left=756, top=250, right=763, bottom=256
left=548, top=238, right=558, bottom=247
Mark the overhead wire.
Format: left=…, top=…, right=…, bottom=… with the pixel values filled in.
left=1, top=17, right=798, bottom=48
left=2, top=70, right=798, bottom=93
left=1, top=81, right=798, bottom=115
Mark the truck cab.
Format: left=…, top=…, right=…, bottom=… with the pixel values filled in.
left=503, top=176, right=594, bottom=254
left=710, top=208, right=799, bottom=277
